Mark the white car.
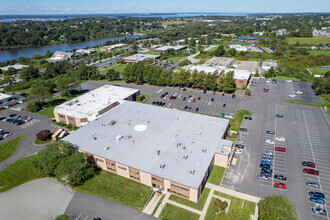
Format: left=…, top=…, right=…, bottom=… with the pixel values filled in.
left=276, top=137, right=285, bottom=142
left=294, top=91, right=303, bottom=94
left=167, top=103, right=172, bottom=107
left=286, top=80, right=292, bottom=83
left=236, top=139, right=245, bottom=144
left=289, top=94, right=296, bottom=98
left=266, top=140, right=274, bottom=144
left=235, top=149, right=242, bottom=155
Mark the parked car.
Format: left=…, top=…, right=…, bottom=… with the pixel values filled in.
left=239, top=128, right=247, bottom=132
left=309, top=192, right=325, bottom=199
left=274, top=182, right=286, bottom=189
left=294, top=91, right=303, bottom=94
left=235, top=149, right=242, bottom=155
left=244, top=116, right=252, bottom=120
left=312, top=207, right=327, bottom=216
left=302, top=161, right=316, bottom=168
left=182, top=97, right=186, bottom=101
left=257, top=175, right=269, bottom=180
left=262, top=156, right=273, bottom=161
left=310, top=197, right=325, bottom=205
left=275, top=137, right=285, bottom=142
left=263, top=151, right=273, bottom=156
left=0, top=116, right=6, bottom=120
left=275, top=147, right=286, bottom=152
left=306, top=182, right=320, bottom=188
left=266, top=140, right=274, bottom=144
left=236, top=139, right=245, bottom=144
left=260, top=164, right=271, bottom=169
left=195, top=108, right=199, bottom=112
left=232, top=94, right=235, bottom=98
left=9, top=114, right=17, bottom=117
left=274, top=175, right=286, bottom=181
left=223, top=103, right=226, bottom=107
left=192, top=99, right=196, bottom=103
left=184, top=106, right=188, bottom=110
left=260, top=172, right=272, bottom=177
left=235, top=144, right=245, bottom=149
left=276, top=114, right=284, bottom=118
left=303, top=169, right=319, bottom=175
left=289, top=94, right=296, bottom=98
left=266, top=130, right=275, bottom=134
left=286, top=80, right=292, bottom=83
left=261, top=161, right=271, bottom=166
left=261, top=168, right=272, bottom=173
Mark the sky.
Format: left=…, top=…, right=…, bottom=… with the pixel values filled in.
left=0, top=0, right=329, bottom=15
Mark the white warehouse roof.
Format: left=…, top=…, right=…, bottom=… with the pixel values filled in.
left=123, top=54, right=160, bottom=61
left=54, top=85, right=139, bottom=121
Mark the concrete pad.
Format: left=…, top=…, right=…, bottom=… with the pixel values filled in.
left=0, top=178, right=74, bottom=220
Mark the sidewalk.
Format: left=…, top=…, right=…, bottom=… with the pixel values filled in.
left=142, top=192, right=162, bottom=215
left=199, top=188, right=214, bottom=220
left=154, top=193, right=170, bottom=217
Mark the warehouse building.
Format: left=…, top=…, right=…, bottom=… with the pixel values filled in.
left=204, top=57, right=235, bottom=68
left=0, top=93, right=13, bottom=104
left=54, top=85, right=140, bottom=127
left=123, top=54, right=161, bottom=64
left=232, top=61, right=259, bottom=74
left=64, top=101, right=233, bottom=202
left=262, top=61, right=278, bottom=71
left=46, top=51, right=74, bottom=62
left=151, top=45, right=187, bottom=52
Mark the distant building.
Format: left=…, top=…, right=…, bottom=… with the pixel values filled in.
left=312, top=28, right=330, bottom=37
left=151, top=45, right=187, bottom=52
left=46, top=51, right=74, bottom=63
left=228, top=44, right=248, bottom=52
left=273, top=29, right=290, bottom=36
left=204, top=57, right=236, bottom=68
left=123, top=54, right=161, bottom=64
left=76, top=49, right=96, bottom=54
left=138, top=38, right=161, bottom=43
left=221, top=33, right=237, bottom=38
left=253, top=31, right=265, bottom=36
left=99, top=44, right=126, bottom=52
left=63, top=101, right=233, bottom=202
left=0, top=64, right=28, bottom=71
left=232, top=61, right=259, bottom=74
left=0, top=93, right=12, bottom=104
left=262, top=61, right=278, bottom=71
left=233, top=37, right=261, bottom=43
left=54, top=85, right=140, bottom=127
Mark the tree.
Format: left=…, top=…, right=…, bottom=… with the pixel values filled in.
left=7, top=67, right=17, bottom=75
left=245, top=89, right=251, bottom=96
left=254, top=69, right=260, bottom=77
left=106, top=69, right=120, bottom=81
left=45, top=50, right=53, bottom=58
left=228, top=48, right=237, bottom=56
left=36, top=130, right=51, bottom=141
left=20, top=66, right=39, bottom=81
left=29, top=86, right=52, bottom=104
left=76, top=65, right=98, bottom=80
left=214, top=45, right=226, bottom=57
left=56, top=77, right=79, bottom=97
left=258, top=195, right=298, bottom=220
left=213, top=198, right=228, bottom=214
left=223, top=71, right=237, bottom=92
left=55, top=152, right=96, bottom=186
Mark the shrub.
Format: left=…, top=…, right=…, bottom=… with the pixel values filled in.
left=36, top=130, right=51, bottom=141
left=26, top=103, right=42, bottom=112
left=66, top=124, right=73, bottom=129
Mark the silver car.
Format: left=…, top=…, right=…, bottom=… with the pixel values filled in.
left=257, top=175, right=269, bottom=180
left=237, top=139, right=245, bottom=144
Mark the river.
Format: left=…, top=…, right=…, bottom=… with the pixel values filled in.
left=0, top=35, right=143, bottom=62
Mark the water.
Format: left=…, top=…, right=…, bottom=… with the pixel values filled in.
left=0, top=35, right=143, bottom=62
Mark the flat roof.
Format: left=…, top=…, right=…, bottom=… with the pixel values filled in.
left=204, top=57, right=235, bottom=68
left=233, top=61, right=258, bottom=72
left=262, top=61, right=278, bottom=67
left=54, top=85, right=139, bottom=121
left=0, top=93, right=12, bottom=99
left=153, top=46, right=187, bottom=51
left=46, top=51, right=73, bottom=62
left=0, top=64, right=28, bottom=71
left=64, top=101, right=230, bottom=189
left=123, top=54, right=161, bottom=61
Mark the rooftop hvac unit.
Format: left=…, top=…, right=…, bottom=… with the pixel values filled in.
left=116, top=135, right=123, bottom=141
left=104, top=147, right=110, bottom=150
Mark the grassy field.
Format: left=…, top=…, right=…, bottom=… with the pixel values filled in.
left=214, top=191, right=256, bottom=215
left=274, top=76, right=301, bottom=81
left=285, top=100, right=324, bottom=107
left=73, top=170, right=153, bottom=211
left=207, top=166, right=226, bottom=185
left=169, top=187, right=210, bottom=211
left=0, top=155, right=45, bottom=193
left=152, top=194, right=165, bottom=216
left=161, top=21, right=187, bottom=26
left=159, top=203, right=200, bottom=220
left=99, top=63, right=127, bottom=75
left=287, top=37, right=330, bottom=45
left=33, top=138, right=52, bottom=145
left=0, top=135, right=25, bottom=162
left=55, top=215, right=70, bottom=220
left=229, top=110, right=252, bottom=131
left=142, top=50, right=162, bottom=55
left=205, top=197, right=218, bottom=220
left=308, top=50, right=330, bottom=56
left=136, top=94, right=153, bottom=103
left=167, top=56, right=187, bottom=63
left=310, top=68, right=330, bottom=75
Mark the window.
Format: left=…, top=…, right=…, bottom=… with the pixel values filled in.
left=152, top=177, right=163, bottom=183
left=172, top=191, right=188, bottom=198
left=96, top=158, right=104, bottom=163
left=117, top=165, right=127, bottom=171
left=130, top=175, right=139, bottom=180
left=171, top=184, right=189, bottom=192
left=129, top=169, right=139, bottom=175
left=107, top=167, right=116, bottom=172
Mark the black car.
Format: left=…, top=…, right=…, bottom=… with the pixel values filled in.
left=223, top=103, right=226, bottom=107
left=239, top=128, right=247, bottom=132
left=274, top=175, right=286, bottom=181
left=261, top=168, right=272, bottom=173
left=182, top=97, right=186, bottom=101
left=235, top=144, right=245, bottom=149
left=222, top=93, right=225, bottom=96
left=266, top=130, right=275, bottom=134
left=195, top=108, right=199, bottom=112
left=260, top=164, right=271, bottom=168
left=244, top=116, right=252, bottom=120
left=183, top=88, right=186, bottom=91
left=0, top=116, right=6, bottom=120
left=210, top=98, right=214, bottom=102
left=9, top=114, right=17, bottom=117
left=197, top=97, right=201, bottom=100
left=276, top=114, right=284, bottom=118
left=232, top=94, right=236, bottom=98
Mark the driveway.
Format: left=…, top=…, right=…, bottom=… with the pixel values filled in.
left=0, top=178, right=74, bottom=220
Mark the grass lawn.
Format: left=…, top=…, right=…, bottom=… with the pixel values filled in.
left=136, top=94, right=153, bottom=103
left=285, top=100, right=324, bottom=107
left=310, top=68, right=330, bottom=75
left=207, top=166, right=226, bottom=185
left=33, top=138, right=52, bottom=145
left=166, top=56, right=187, bottom=63
left=287, top=36, right=330, bottom=45
left=0, top=135, right=25, bottom=162
left=142, top=50, right=162, bottom=55
left=205, top=197, right=218, bottom=220
left=99, top=63, right=127, bottom=75
left=214, top=191, right=256, bottom=215
left=308, top=50, right=330, bottom=56
left=274, top=75, right=301, bottom=81
left=159, top=203, right=200, bottom=220
left=229, top=110, right=252, bottom=131
left=320, top=96, right=330, bottom=115
left=0, top=155, right=45, bottom=193
left=72, top=170, right=153, bottom=211
left=169, top=187, right=210, bottom=211
left=55, top=215, right=70, bottom=220
left=152, top=194, right=165, bottom=216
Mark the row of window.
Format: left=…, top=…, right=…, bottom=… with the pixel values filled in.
left=129, top=169, right=139, bottom=175
left=130, top=175, right=140, bottom=181
left=118, top=165, right=127, bottom=171
left=152, top=177, right=164, bottom=183
left=171, top=190, right=189, bottom=198
left=171, top=184, right=189, bottom=192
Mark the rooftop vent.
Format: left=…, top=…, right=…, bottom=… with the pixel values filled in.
left=202, top=149, right=207, bottom=153
left=116, top=135, right=123, bottom=141
left=109, top=120, right=116, bottom=126
left=190, top=170, right=195, bottom=175
left=160, top=164, right=166, bottom=169
left=183, top=155, right=188, bottom=160
left=157, top=150, right=161, bottom=155
left=104, top=147, right=110, bottom=150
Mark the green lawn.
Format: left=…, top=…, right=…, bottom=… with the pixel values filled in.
left=159, top=203, right=200, bottom=220
left=310, top=68, right=330, bottom=75
left=274, top=76, right=301, bottom=81
left=287, top=37, right=330, bottom=45
left=207, top=166, right=226, bottom=185
left=320, top=96, right=330, bottom=115
left=152, top=194, right=165, bottom=216
left=72, top=170, right=153, bottom=211
left=33, top=138, right=52, bottom=145
left=308, top=50, right=330, bottom=56
left=136, top=94, right=153, bottom=103
left=167, top=56, right=188, bottom=63
left=229, top=110, right=252, bottom=131
left=0, top=155, right=45, bottom=193
left=55, top=215, right=70, bottom=220
left=99, top=63, right=128, bottom=75
left=169, top=187, right=210, bottom=211
left=142, top=50, right=162, bottom=55
left=285, top=100, right=324, bottom=107
left=205, top=197, right=218, bottom=220
left=213, top=191, right=256, bottom=215
left=0, top=135, right=25, bottom=162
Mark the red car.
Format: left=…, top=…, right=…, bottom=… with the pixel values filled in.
left=303, top=168, right=319, bottom=175
left=275, top=147, right=286, bottom=152
left=302, top=161, right=315, bottom=168
left=192, top=99, right=196, bottom=103
left=184, top=106, right=188, bottom=110
left=274, top=182, right=286, bottom=189
left=169, top=96, right=174, bottom=100
left=263, top=90, right=269, bottom=93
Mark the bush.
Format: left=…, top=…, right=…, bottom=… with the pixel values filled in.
left=26, top=103, right=42, bottom=112
left=36, top=130, right=51, bottom=141
left=66, top=124, right=73, bottom=129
